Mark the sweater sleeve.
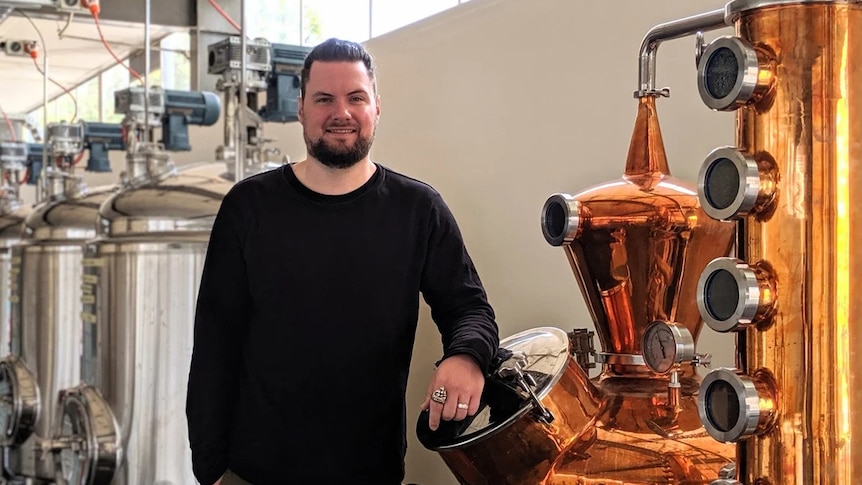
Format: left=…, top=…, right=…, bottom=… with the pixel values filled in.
left=420, top=194, right=500, bottom=373
left=186, top=190, right=250, bottom=485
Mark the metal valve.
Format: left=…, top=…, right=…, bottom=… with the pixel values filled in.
left=497, top=353, right=555, bottom=425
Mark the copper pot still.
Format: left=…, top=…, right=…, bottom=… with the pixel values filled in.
left=417, top=72, right=736, bottom=485
left=419, top=1, right=862, bottom=484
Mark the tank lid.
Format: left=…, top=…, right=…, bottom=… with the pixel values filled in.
left=416, top=326, right=571, bottom=450
left=99, top=162, right=236, bottom=237
left=24, top=185, right=117, bottom=241
left=0, top=204, right=29, bottom=244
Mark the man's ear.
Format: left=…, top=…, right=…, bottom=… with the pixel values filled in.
left=297, top=96, right=304, bottom=122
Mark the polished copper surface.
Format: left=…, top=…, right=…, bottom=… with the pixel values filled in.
left=432, top=97, right=736, bottom=484
left=563, top=97, right=735, bottom=370
left=435, top=358, right=603, bottom=485
left=544, top=97, right=736, bottom=482
left=426, top=78, right=737, bottom=485
left=551, top=377, right=733, bottom=484
left=731, top=4, right=862, bottom=483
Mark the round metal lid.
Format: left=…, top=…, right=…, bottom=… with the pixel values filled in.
left=54, top=384, right=120, bottom=485
left=416, top=326, right=571, bottom=450
left=99, top=162, right=237, bottom=237
left=0, top=205, right=29, bottom=244
left=24, top=185, right=118, bottom=241
left=0, top=355, right=40, bottom=447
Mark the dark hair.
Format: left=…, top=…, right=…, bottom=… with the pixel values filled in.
left=301, top=38, right=377, bottom=99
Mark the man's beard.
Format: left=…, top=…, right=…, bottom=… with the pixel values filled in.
left=305, top=129, right=375, bottom=169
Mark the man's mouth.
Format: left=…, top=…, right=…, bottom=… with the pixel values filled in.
left=326, top=127, right=357, bottom=134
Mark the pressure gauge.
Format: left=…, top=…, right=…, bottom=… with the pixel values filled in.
left=642, top=321, right=696, bottom=374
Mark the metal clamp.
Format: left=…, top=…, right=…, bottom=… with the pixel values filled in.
left=568, top=328, right=596, bottom=370
left=497, top=354, right=555, bottom=425
left=594, top=352, right=646, bottom=366
left=695, top=31, right=707, bottom=67
left=694, top=353, right=712, bottom=368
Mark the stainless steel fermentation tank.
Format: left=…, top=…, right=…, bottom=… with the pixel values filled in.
left=0, top=137, right=31, bottom=359
left=0, top=176, right=116, bottom=484
left=57, top=160, right=235, bottom=485
left=51, top=79, right=283, bottom=482
left=0, top=202, right=26, bottom=359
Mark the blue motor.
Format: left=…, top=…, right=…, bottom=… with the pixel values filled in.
left=259, top=43, right=312, bottom=123
left=82, top=122, right=125, bottom=172
left=162, top=90, right=221, bottom=151
left=25, top=143, right=42, bottom=185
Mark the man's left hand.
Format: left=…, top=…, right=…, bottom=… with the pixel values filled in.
left=420, top=354, right=485, bottom=431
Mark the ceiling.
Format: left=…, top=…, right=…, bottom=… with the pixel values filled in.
left=0, top=10, right=177, bottom=115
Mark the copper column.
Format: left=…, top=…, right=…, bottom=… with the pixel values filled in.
left=694, top=1, right=862, bottom=484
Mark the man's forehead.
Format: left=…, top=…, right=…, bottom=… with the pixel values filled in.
left=307, top=61, right=373, bottom=86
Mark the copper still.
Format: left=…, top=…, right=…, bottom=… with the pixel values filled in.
left=417, top=94, right=736, bottom=483
left=417, top=16, right=739, bottom=482
left=691, top=1, right=862, bottom=484
left=419, top=0, right=861, bottom=483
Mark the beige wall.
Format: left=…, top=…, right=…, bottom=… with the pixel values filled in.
left=54, top=0, right=739, bottom=483
left=358, top=1, right=735, bottom=483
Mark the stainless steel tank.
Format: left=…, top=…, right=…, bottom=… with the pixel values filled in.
left=0, top=175, right=117, bottom=483
left=0, top=202, right=27, bottom=358
left=55, top=159, right=234, bottom=485
left=0, top=140, right=31, bottom=359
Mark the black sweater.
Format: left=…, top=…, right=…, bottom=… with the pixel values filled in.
left=186, top=164, right=499, bottom=485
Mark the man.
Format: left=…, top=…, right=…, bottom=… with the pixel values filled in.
left=186, top=38, right=500, bottom=485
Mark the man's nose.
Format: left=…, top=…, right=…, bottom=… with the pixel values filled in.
left=331, top=99, right=352, bottom=119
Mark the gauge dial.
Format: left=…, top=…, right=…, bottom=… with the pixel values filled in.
left=642, top=321, right=695, bottom=374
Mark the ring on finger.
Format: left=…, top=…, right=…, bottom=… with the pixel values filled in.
left=431, top=387, right=447, bottom=404
left=457, top=402, right=468, bottom=410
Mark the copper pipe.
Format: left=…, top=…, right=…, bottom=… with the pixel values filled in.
left=731, top=3, right=862, bottom=483
left=636, top=9, right=727, bottom=97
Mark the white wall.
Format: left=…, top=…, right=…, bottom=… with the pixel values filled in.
left=61, top=0, right=738, bottom=483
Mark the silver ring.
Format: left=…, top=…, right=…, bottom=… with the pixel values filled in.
left=457, top=402, right=468, bottom=410
left=431, top=387, right=447, bottom=404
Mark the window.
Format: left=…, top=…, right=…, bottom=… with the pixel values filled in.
left=371, top=0, right=459, bottom=37
left=301, top=0, right=370, bottom=45
left=160, top=32, right=191, bottom=91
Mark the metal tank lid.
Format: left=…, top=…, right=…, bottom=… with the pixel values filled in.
left=416, top=326, right=571, bottom=450
left=24, top=184, right=118, bottom=242
left=98, top=162, right=236, bottom=237
left=0, top=194, right=30, bottom=245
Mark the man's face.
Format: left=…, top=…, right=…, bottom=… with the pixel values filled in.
left=298, top=60, right=381, bottom=169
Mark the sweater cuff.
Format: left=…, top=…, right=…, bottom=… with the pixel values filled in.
left=439, top=345, right=493, bottom=375
left=192, top=451, right=228, bottom=485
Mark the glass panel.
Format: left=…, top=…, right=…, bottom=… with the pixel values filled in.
left=76, top=77, right=100, bottom=123
left=371, top=0, right=458, bottom=37
left=160, top=32, right=191, bottom=91
left=302, top=0, right=370, bottom=46
left=53, top=88, right=77, bottom=124
left=245, top=0, right=302, bottom=45
left=101, top=63, right=131, bottom=123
